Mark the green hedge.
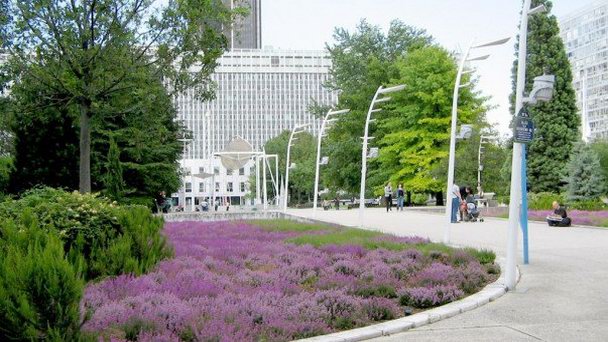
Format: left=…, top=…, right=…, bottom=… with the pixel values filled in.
left=0, top=188, right=172, bottom=280
left=0, top=188, right=173, bottom=341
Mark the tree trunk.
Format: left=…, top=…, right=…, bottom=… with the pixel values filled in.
left=79, top=104, right=92, bottom=193
left=435, top=191, right=444, bottom=206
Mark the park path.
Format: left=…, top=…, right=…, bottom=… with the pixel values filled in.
left=288, top=207, right=608, bottom=341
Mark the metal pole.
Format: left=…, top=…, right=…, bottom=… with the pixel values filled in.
left=284, top=132, right=294, bottom=213
left=444, top=41, right=473, bottom=244
left=313, top=111, right=330, bottom=217
left=478, top=137, right=483, bottom=191
left=255, top=155, right=261, bottom=206
left=521, top=147, right=529, bottom=264
left=262, top=153, right=267, bottom=211
left=359, top=87, right=382, bottom=222
left=275, top=157, right=279, bottom=206
left=506, top=0, right=532, bottom=290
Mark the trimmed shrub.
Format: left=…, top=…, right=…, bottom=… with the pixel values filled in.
left=0, top=188, right=172, bottom=280
left=0, top=222, right=83, bottom=341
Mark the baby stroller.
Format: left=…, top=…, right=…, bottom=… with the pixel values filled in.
left=465, top=202, right=484, bottom=222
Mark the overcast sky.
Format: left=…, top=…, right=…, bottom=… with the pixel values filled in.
left=261, top=0, right=599, bottom=135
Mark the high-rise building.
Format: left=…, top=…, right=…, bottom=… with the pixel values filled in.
left=560, top=0, right=608, bottom=140
left=172, top=48, right=337, bottom=208
left=223, top=0, right=262, bottom=49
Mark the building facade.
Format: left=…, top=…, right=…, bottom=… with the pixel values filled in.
left=172, top=48, right=337, bottom=209
left=560, top=0, right=608, bottom=140
left=223, top=0, right=262, bottom=49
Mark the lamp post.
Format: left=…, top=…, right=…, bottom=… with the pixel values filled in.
left=177, top=137, right=193, bottom=211
left=443, top=36, right=510, bottom=244
left=359, top=85, right=406, bottom=223
left=313, top=109, right=350, bottom=217
left=283, top=123, right=311, bottom=213
left=506, top=0, right=550, bottom=290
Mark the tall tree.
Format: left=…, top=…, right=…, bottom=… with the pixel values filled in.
left=4, top=0, right=244, bottom=192
left=511, top=0, right=579, bottom=193
left=566, top=142, right=606, bottom=200
left=376, top=46, right=487, bottom=198
left=261, top=130, right=317, bottom=205
left=324, top=19, right=432, bottom=194
left=7, top=58, right=182, bottom=197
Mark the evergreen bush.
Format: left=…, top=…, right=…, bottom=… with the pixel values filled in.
left=0, top=187, right=172, bottom=280
left=0, top=221, right=83, bottom=341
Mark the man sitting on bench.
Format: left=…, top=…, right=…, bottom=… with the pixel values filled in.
left=547, top=201, right=571, bottom=227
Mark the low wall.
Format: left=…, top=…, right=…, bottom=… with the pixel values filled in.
left=162, top=210, right=321, bottom=224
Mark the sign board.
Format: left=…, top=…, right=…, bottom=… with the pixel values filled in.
left=514, top=107, right=534, bottom=144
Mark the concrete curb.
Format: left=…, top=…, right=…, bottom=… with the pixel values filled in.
left=297, top=259, right=519, bottom=342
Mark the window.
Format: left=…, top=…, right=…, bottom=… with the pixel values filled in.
left=215, top=182, right=220, bottom=192
left=214, top=167, right=220, bottom=175
left=239, top=167, right=245, bottom=175
left=199, top=182, right=205, bottom=193
left=227, top=168, right=234, bottom=176
left=198, top=167, right=206, bottom=174
left=227, top=182, right=234, bottom=192
left=240, top=182, right=246, bottom=192
left=185, top=182, right=192, bottom=193
left=183, top=168, right=191, bottom=176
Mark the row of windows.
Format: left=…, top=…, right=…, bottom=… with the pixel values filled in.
left=185, top=182, right=247, bottom=193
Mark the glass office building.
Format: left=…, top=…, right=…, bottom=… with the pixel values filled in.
left=560, top=0, right=608, bottom=140
left=172, top=48, right=337, bottom=209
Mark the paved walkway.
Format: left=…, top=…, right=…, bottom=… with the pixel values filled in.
left=288, top=207, right=608, bottom=342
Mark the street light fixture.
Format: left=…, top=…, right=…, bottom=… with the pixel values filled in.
left=313, top=108, right=350, bottom=217
left=359, top=85, right=406, bottom=223
left=444, top=36, right=510, bottom=244
left=505, top=0, right=549, bottom=290
left=283, top=123, right=311, bottom=213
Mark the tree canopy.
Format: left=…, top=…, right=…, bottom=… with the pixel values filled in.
left=2, top=0, right=245, bottom=192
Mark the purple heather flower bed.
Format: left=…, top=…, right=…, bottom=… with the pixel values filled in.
left=527, top=210, right=608, bottom=227
left=81, top=221, right=493, bottom=341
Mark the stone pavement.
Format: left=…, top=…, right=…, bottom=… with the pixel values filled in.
left=288, top=207, right=608, bottom=342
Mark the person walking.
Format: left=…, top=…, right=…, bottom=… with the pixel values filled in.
left=451, top=183, right=461, bottom=223
left=397, top=184, right=405, bottom=211
left=384, top=182, right=393, bottom=212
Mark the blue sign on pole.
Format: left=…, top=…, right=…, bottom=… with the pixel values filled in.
left=514, top=108, right=534, bottom=144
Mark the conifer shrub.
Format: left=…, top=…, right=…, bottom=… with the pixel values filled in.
left=0, top=220, right=83, bottom=341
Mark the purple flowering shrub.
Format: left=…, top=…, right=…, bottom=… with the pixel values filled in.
left=81, top=221, right=496, bottom=341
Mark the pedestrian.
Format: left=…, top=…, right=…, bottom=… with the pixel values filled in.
left=546, top=201, right=571, bottom=227
left=397, top=183, right=405, bottom=211
left=384, top=182, right=393, bottom=212
left=334, top=196, right=340, bottom=210
left=451, top=183, right=461, bottom=223
left=226, top=197, right=230, bottom=211
left=459, top=185, right=468, bottom=221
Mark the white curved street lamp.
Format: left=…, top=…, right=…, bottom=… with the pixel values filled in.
left=313, top=108, right=350, bottom=217
left=505, top=0, right=550, bottom=290
left=283, top=123, right=311, bottom=213
left=359, top=85, right=406, bottom=224
left=443, top=36, right=510, bottom=244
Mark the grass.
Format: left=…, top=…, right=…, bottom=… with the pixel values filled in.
left=246, top=219, right=335, bottom=232
left=248, top=219, right=461, bottom=258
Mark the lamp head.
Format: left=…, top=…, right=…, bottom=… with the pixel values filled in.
left=528, top=74, right=556, bottom=104
left=458, top=125, right=473, bottom=140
